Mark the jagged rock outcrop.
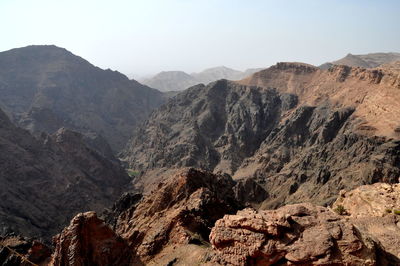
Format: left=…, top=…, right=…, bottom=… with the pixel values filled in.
left=0, top=45, right=165, bottom=151
left=333, top=183, right=400, bottom=263
left=114, top=168, right=242, bottom=263
left=51, top=212, right=131, bottom=266
left=0, top=108, right=130, bottom=240
left=210, top=204, right=379, bottom=265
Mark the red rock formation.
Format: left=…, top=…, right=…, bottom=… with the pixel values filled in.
left=115, top=168, right=241, bottom=263
left=210, top=204, right=378, bottom=265
left=51, top=211, right=131, bottom=266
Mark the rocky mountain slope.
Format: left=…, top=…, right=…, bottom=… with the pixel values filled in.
left=320, top=52, right=400, bottom=69
left=0, top=45, right=165, bottom=151
left=141, top=66, right=263, bottom=92
left=4, top=169, right=398, bottom=265
left=0, top=108, right=130, bottom=240
left=123, top=62, right=400, bottom=208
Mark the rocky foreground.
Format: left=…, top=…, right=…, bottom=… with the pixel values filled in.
left=1, top=168, right=398, bottom=265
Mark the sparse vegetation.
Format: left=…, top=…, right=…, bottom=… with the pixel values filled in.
left=334, top=204, right=347, bottom=215
left=127, top=169, right=139, bottom=177
left=394, top=209, right=400, bottom=215
left=385, top=208, right=392, bottom=214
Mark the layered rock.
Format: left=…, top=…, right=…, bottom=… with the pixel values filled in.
left=0, top=108, right=130, bottom=240
left=0, top=45, right=164, bottom=151
left=210, top=204, right=378, bottom=265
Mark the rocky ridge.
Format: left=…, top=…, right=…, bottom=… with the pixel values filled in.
left=320, top=52, right=400, bottom=69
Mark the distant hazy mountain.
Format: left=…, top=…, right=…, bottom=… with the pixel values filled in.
left=320, top=52, right=400, bottom=69
left=141, top=71, right=199, bottom=91
left=141, top=66, right=264, bottom=92
left=0, top=45, right=165, bottom=151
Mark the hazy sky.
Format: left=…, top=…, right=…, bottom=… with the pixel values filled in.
left=1, top=0, right=400, bottom=78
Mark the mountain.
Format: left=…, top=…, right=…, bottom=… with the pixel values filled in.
left=141, top=71, right=199, bottom=92
left=141, top=66, right=264, bottom=92
left=0, top=108, right=130, bottom=240
left=0, top=45, right=165, bottom=152
left=320, top=52, right=400, bottom=69
left=122, top=62, right=400, bottom=208
left=191, top=66, right=246, bottom=84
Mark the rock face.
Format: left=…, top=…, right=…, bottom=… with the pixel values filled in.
left=114, top=168, right=242, bottom=263
left=0, top=108, right=130, bottom=240
left=210, top=204, right=378, bottom=266
left=51, top=212, right=131, bottom=266
left=0, top=45, right=164, bottom=151
left=239, top=104, right=400, bottom=208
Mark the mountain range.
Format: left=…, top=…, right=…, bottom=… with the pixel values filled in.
left=320, top=52, right=400, bottom=69
left=1, top=46, right=400, bottom=265
left=141, top=66, right=263, bottom=92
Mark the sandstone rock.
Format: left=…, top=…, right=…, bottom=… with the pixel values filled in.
left=210, top=204, right=377, bottom=265
left=51, top=211, right=131, bottom=266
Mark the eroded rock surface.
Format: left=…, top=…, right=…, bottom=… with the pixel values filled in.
left=210, top=204, right=378, bottom=266
left=334, top=183, right=400, bottom=263
left=51, top=212, right=131, bottom=266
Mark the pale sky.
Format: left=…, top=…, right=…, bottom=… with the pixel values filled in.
left=1, top=0, right=399, bottom=78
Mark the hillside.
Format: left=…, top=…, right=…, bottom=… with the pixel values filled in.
left=0, top=45, right=165, bottom=152
left=0, top=108, right=130, bottom=240
left=123, top=62, right=400, bottom=208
